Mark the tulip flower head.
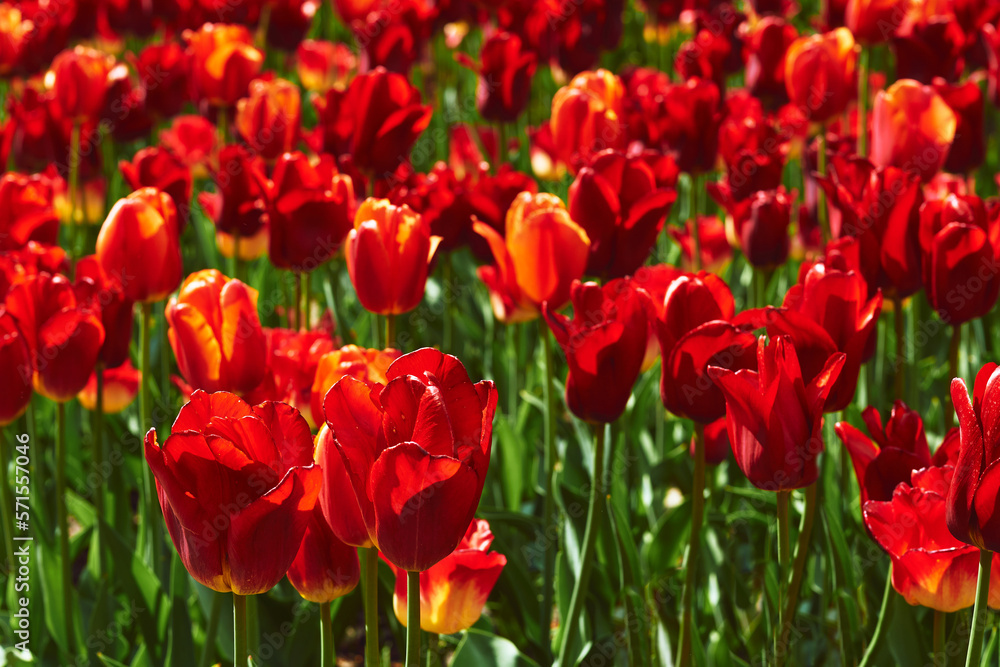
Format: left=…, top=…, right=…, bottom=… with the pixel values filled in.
left=184, top=23, right=264, bottom=107
left=287, top=503, right=361, bottom=603
left=235, top=77, right=302, bottom=161
left=871, top=79, right=957, bottom=182
left=145, top=391, right=321, bottom=594
left=0, top=308, right=32, bottom=425
left=50, top=46, right=114, bottom=122
left=323, top=348, right=498, bottom=571
left=784, top=28, right=857, bottom=123
left=550, top=69, right=626, bottom=172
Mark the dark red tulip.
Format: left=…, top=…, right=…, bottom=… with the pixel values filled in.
left=892, top=19, right=967, bottom=84
left=355, top=0, right=433, bottom=75
left=313, top=68, right=432, bottom=177
left=846, top=0, right=908, bottom=44
left=287, top=505, right=360, bottom=603
left=567, top=150, right=676, bottom=279
left=145, top=391, right=321, bottom=594
left=543, top=278, right=650, bottom=424
left=96, top=188, right=183, bottom=304
left=197, top=145, right=269, bottom=259
left=5, top=272, right=105, bottom=402
left=933, top=79, right=985, bottom=176
left=745, top=18, right=797, bottom=109
left=132, top=42, right=190, bottom=120
left=0, top=308, right=32, bottom=425
left=0, top=242, right=68, bottom=299
left=323, top=348, right=497, bottom=571
left=103, top=63, right=154, bottom=144
left=695, top=417, right=731, bottom=465
left=652, top=271, right=735, bottom=357
left=837, top=401, right=932, bottom=507
left=656, top=77, right=722, bottom=175
left=784, top=28, right=856, bottom=123
left=710, top=336, right=845, bottom=491
left=235, top=77, right=302, bottom=161
left=948, top=364, right=1000, bottom=551
left=456, top=31, right=537, bottom=124
left=675, top=29, right=730, bottom=93
left=120, top=148, right=193, bottom=231
left=0, top=172, right=60, bottom=250
left=267, top=152, right=354, bottom=272
left=184, top=23, right=263, bottom=107
left=74, top=255, right=134, bottom=369
left=743, top=190, right=793, bottom=269
left=919, top=195, right=999, bottom=325
left=265, top=0, right=319, bottom=52
left=51, top=46, right=114, bottom=122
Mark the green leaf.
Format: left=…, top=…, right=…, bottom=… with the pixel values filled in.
left=451, top=629, right=541, bottom=667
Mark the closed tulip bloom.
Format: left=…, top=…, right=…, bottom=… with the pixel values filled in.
left=837, top=401, right=932, bottom=506
left=891, top=19, right=966, bottom=85
left=78, top=361, right=140, bottom=413
left=96, top=188, right=182, bottom=304
left=50, top=46, right=114, bottom=122
left=654, top=271, right=736, bottom=357
left=310, top=345, right=400, bottom=430
left=871, top=79, right=956, bottom=182
left=543, top=279, right=650, bottom=424
left=323, top=348, right=498, bottom=571
left=391, top=519, right=506, bottom=634
left=567, top=150, right=676, bottom=279
left=235, top=77, right=301, bottom=161
left=312, top=68, right=432, bottom=176
left=475, top=192, right=590, bottom=322
left=5, top=272, right=105, bottom=402
left=933, top=80, right=985, bottom=175
left=267, top=153, right=354, bottom=272
left=457, top=31, right=537, bottom=124
left=296, top=40, right=356, bottom=93
left=160, top=116, right=218, bottom=179
left=866, top=464, right=1000, bottom=612
left=74, top=256, right=134, bottom=369
left=745, top=18, right=797, bottom=109
left=710, top=336, right=845, bottom=490
left=846, top=0, right=908, bottom=43
left=287, top=505, right=360, bottom=603
left=315, top=423, right=370, bottom=548
left=120, top=148, right=193, bottom=231
left=658, top=77, right=723, bottom=175
left=133, top=43, right=190, bottom=120
left=145, top=391, right=322, bottom=594
left=550, top=69, right=626, bottom=172
left=0, top=172, right=60, bottom=250
left=784, top=28, right=857, bottom=123
left=345, top=199, right=439, bottom=315
left=742, top=189, right=792, bottom=269
left=184, top=24, right=264, bottom=107
left=197, top=145, right=269, bottom=260
left=0, top=308, right=32, bottom=425
left=919, top=196, right=999, bottom=324
left=166, top=270, right=268, bottom=395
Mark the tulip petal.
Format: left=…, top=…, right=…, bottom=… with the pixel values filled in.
left=173, top=389, right=254, bottom=432
left=250, top=400, right=315, bottom=468
left=948, top=377, right=984, bottom=547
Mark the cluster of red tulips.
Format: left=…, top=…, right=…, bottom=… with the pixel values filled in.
left=2, top=0, right=1000, bottom=664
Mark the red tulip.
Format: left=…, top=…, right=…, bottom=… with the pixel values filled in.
left=668, top=216, right=732, bottom=272
left=287, top=505, right=361, bottom=603
left=837, top=401, right=932, bottom=506
left=0, top=242, right=68, bottom=299
left=550, top=69, right=626, bottom=173
left=871, top=79, right=956, bottom=182
left=144, top=391, right=321, bottom=594
left=322, top=348, right=498, bottom=571
left=102, top=64, right=154, bottom=144
left=390, top=518, right=506, bottom=634
left=0, top=308, right=32, bottom=425
left=96, top=188, right=182, bottom=304
left=354, top=0, right=433, bottom=75
left=919, top=195, right=999, bottom=325
left=166, top=269, right=268, bottom=395
left=315, top=423, right=371, bottom=548
left=457, top=31, right=536, bottom=123
left=846, top=0, right=908, bottom=43
left=0, top=172, right=60, bottom=250
left=267, top=152, right=354, bottom=272
left=235, top=77, right=301, bottom=161
left=475, top=192, right=590, bottom=323
left=243, top=328, right=337, bottom=430
left=655, top=77, right=723, bottom=175
left=1, top=88, right=64, bottom=175
left=543, top=278, right=650, bottom=424
left=567, top=150, right=676, bottom=279
left=784, top=28, right=857, bottom=123
left=892, top=19, right=966, bottom=85
left=865, top=464, right=1000, bottom=612
left=696, top=417, right=732, bottom=465
left=312, top=68, right=432, bottom=177
left=675, top=30, right=730, bottom=93
left=197, top=145, right=269, bottom=260
left=331, top=0, right=378, bottom=22
left=745, top=18, right=798, bottom=109
left=741, top=189, right=793, bottom=269
left=160, top=116, right=217, bottom=179
left=78, top=361, right=140, bottom=414
left=132, top=42, right=190, bottom=120
left=120, top=147, right=193, bottom=231
left=50, top=46, right=114, bottom=122
left=184, top=23, right=264, bottom=107
left=0, top=5, right=31, bottom=75
left=74, top=255, right=134, bottom=369
left=345, top=198, right=439, bottom=316
left=933, top=79, right=985, bottom=176
left=309, top=345, right=399, bottom=431
left=5, top=272, right=105, bottom=402
left=710, top=336, right=844, bottom=490
left=295, top=40, right=356, bottom=94
left=265, top=0, right=320, bottom=52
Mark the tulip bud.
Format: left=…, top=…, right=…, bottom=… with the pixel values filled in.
left=871, top=79, right=956, bottom=182
left=184, top=23, right=264, bottom=107
left=50, top=46, right=114, bottom=122
left=785, top=28, right=857, bottom=123
left=235, top=77, right=301, bottom=161
left=550, top=69, right=626, bottom=173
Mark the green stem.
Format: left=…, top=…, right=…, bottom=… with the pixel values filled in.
left=294, top=271, right=303, bottom=331
left=69, top=122, right=81, bottom=229
left=406, top=571, right=421, bottom=667
left=139, top=302, right=161, bottom=573
left=364, top=547, right=381, bottom=667
left=425, top=632, right=441, bottom=667
left=934, top=609, right=945, bottom=661
left=556, top=424, right=607, bottom=666
left=778, top=484, right=818, bottom=667
left=217, top=107, right=228, bottom=149
left=966, top=549, right=992, bottom=667
left=198, top=592, right=223, bottom=667
left=442, top=260, right=453, bottom=352
left=858, top=45, right=869, bottom=157
left=690, top=176, right=702, bottom=271
left=321, top=600, right=335, bottom=667
left=386, top=314, right=397, bottom=350
left=55, top=402, right=74, bottom=659
left=893, top=296, right=905, bottom=402
left=234, top=593, right=248, bottom=667
left=947, top=323, right=962, bottom=430
left=817, top=131, right=831, bottom=244
left=776, top=490, right=791, bottom=653
left=302, top=270, right=311, bottom=331
left=857, top=566, right=895, bottom=667
left=247, top=594, right=260, bottom=659
left=539, top=322, right=558, bottom=659
left=93, top=364, right=105, bottom=580
left=678, top=423, right=707, bottom=667
left=0, top=430, right=14, bottom=579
